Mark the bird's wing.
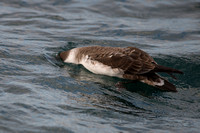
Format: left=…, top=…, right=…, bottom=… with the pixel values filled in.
left=123, top=47, right=156, bottom=74
left=87, top=47, right=156, bottom=75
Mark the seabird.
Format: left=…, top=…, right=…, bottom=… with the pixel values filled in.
left=59, top=46, right=183, bottom=92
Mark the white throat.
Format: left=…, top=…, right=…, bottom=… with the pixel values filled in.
left=64, top=49, right=79, bottom=64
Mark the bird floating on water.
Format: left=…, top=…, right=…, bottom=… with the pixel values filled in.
left=59, top=46, right=183, bottom=92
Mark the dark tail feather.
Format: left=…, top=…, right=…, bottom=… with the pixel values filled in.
left=167, top=72, right=177, bottom=80
left=142, top=73, right=177, bottom=92
left=154, top=65, right=183, bottom=74
left=155, top=78, right=177, bottom=92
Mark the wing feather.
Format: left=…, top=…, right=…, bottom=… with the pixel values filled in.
left=82, top=46, right=156, bottom=75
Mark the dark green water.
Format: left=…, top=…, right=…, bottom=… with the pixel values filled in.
left=0, top=0, right=200, bottom=133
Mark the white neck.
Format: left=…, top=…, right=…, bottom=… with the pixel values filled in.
left=64, top=49, right=79, bottom=64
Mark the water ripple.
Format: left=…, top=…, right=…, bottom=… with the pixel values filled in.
left=0, top=0, right=200, bottom=133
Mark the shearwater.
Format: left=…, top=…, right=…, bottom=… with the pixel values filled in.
left=59, top=46, right=183, bottom=92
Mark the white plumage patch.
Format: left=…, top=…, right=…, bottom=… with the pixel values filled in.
left=109, top=55, right=113, bottom=58
left=80, top=55, right=124, bottom=78
left=141, top=78, right=164, bottom=86
left=64, top=49, right=79, bottom=64
left=154, top=79, right=164, bottom=86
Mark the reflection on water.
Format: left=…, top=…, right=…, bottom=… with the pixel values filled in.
left=0, top=0, right=200, bottom=133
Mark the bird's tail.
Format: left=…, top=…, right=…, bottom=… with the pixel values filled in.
left=154, top=65, right=183, bottom=74
left=153, top=65, right=183, bottom=79
left=141, top=73, right=177, bottom=92
left=155, top=77, right=177, bottom=92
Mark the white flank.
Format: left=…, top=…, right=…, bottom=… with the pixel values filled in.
left=80, top=55, right=124, bottom=78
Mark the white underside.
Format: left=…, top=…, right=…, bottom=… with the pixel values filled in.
left=80, top=55, right=124, bottom=78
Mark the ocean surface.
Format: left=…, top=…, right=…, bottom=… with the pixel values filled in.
left=0, top=0, right=200, bottom=133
